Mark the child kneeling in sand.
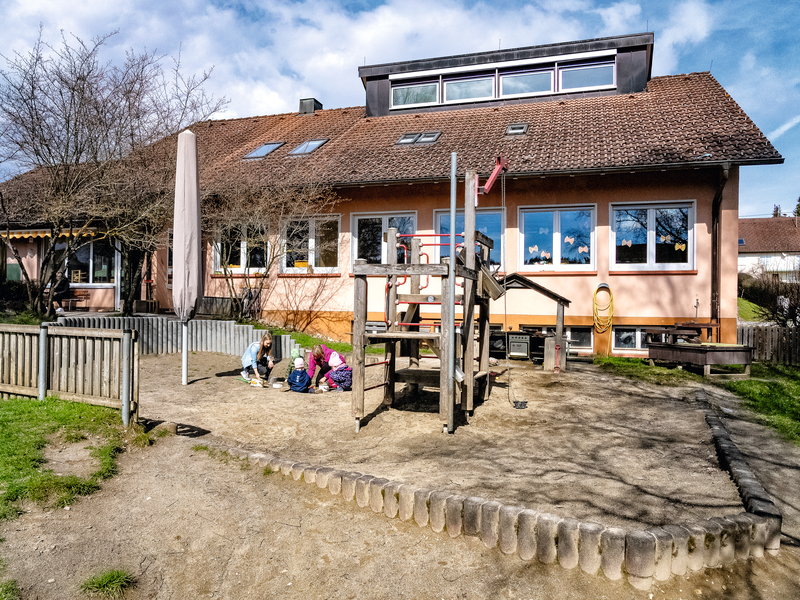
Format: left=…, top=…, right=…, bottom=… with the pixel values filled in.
left=288, top=357, right=316, bottom=393
left=324, top=352, right=352, bottom=391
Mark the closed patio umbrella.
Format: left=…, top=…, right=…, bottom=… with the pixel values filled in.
left=172, top=130, right=204, bottom=385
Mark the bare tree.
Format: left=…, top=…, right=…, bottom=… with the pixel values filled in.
left=0, top=28, right=227, bottom=315
left=202, top=162, right=341, bottom=325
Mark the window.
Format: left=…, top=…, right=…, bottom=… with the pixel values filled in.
left=520, top=207, right=594, bottom=270
left=567, top=327, right=593, bottom=349
left=500, top=71, right=553, bottom=97
left=444, top=77, right=494, bottom=102
left=559, top=63, right=615, bottom=91
left=392, top=83, right=438, bottom=107
left=505, top=123, right=528, bottom=136
left=436, top=209, right=503, bottom=267
left=288, top=139, right=328, bottom=155
left=611, top=203, right=694, bottom=270
left=612, top=327, right=652, bottom=351
left=396, top=131, right=441, bottom=145
left=64, top=238, right=117, bottom=285
left=244, top=142, right=284, bottom=159
left=282, top=217, right=339, bottom=274
left=353, top=213, right=416, bottom=265
left=214, top=226, right=270, bottom=273
left=738, top=238, right=745, bottom=246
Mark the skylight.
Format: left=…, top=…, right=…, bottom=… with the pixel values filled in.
left=396, top=131, right=441, bottom=145
left=244, top=142, right=284, bottom=159
left=288, top=139, right=328, bottom=155
left=738, top=238, right=746, bottom=246
left=505, top=123, right=528, bottom=135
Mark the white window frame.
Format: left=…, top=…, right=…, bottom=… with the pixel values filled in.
left=500, top=69, right=554, bottom=99
left=280, top=215, right=341, bottom=274
left=443, top=76, right=495, bottom=104
left=390, top=82, right=440, bottom=109
left=557, top=62, right=616, bottom=93
left=518, top=204, right=596, bottom=271
left=63, top=237, right=120, bottom=289
left=212, top=226, right=271, bottom=274
left=351, top=211, right=417, bottom=267
left=610, top=201, right=696, bottom=271
left=433, top=208, right=505, bottom=270
left=612, top=327, right=651, bottom=353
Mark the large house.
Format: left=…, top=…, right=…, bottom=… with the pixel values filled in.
left=738, top=217, right=800, bottom=282
left=5, top=33, right=784, bottom=355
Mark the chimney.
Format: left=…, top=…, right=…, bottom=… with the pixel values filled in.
left=299, top=98, right=323, bottom=115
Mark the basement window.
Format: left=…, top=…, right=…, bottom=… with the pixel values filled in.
left=288, top=139, right=328, bottom=155
left=244, top=142, right=284, bottom=159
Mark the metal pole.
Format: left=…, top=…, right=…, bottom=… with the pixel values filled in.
left=38, top=324, right=48, bottom=400
left=448, top=152, right=457, bottom=434
left=182, top=321, right=189, bottom=385
left=122, top=329, right=132, bottom=426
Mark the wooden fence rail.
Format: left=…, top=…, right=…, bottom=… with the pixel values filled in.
left=0, top=324, right=139, bottom=423
left=737, top=325, right=800, bottom=366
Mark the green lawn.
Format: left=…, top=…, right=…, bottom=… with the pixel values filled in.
left=738, top=297, right=765, bottom=322
left=0, top=397, right=126, bottom=521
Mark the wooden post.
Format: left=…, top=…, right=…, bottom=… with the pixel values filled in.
left=385, top=228, right=398, bottom=406
left=462, top=170, right=477, bottom=411
left=555, top=302, right=566, bottom=372
left=440, top=257, right=453, bottom=427
left=352, top=259, right=367, bottom=429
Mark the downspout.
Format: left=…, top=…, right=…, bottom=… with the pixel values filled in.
left=710, top=163, right=730, bottom=339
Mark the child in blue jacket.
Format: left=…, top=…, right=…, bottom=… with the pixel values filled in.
left=288, top=357, right=315, bottom=393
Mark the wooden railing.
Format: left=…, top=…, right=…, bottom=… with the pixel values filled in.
left=0, top=324, right=139, bottom=424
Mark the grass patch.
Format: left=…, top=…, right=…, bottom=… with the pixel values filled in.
left=0, top=580, right=22, bottom=600
left=593, top=356, right=703, bottom=386
left=79, top=569, right=135, bottom=598
left=738, top=297, right=766, bottom=322
left=719, top=363, right=800, bottom=444
left=0, top=311, right=46, bottom=326
left=0, top=397, right=129, bottom=520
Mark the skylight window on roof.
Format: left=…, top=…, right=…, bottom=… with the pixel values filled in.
left=244, top=142, right=284, bottom=159
left=505, top=123, right=528, bottom=135
left=288, top=139, right=328, bottom=155
left=396, top=132, right=441, bottom=145
left=738, top=238, right=746, bottom=246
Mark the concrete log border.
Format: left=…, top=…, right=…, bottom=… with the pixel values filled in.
left=207, top=391, right=780, bottom=591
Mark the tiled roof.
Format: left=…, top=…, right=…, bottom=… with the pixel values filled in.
left=145, top=71, right=786, bottom=190
left=738, top=217, right=800, bottom=254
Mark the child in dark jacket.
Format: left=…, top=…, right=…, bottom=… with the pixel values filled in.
left=325, top=352, right=352, bottom=391
left=288, top=357, right=315, bottom=393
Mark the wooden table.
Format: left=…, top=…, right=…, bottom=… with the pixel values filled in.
left=647, top=342, right=752, bottom=378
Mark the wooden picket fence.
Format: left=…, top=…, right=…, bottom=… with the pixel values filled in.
left=737, top=325, right=800, bottom=366
left=0, top=324, right=139, bottom=422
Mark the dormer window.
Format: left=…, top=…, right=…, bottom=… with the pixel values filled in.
left=559, top=63, right=615, bottom=92
left=500, top=71, right=553, bottom=97
left=392, top=83, right=438, bottom=108
left=396, top=131, right=441, bottom=145
left=288, top=139, right=328, bottom=155
left=505, top=123, right=528, bottom=136
left=244, top=142, right=284, bottom=159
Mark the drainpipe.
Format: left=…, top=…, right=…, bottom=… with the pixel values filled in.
left=711, top=163, right=730, bottom=340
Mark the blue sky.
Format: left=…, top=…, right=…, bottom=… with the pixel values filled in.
left=1, top=0, right=797, bottom=217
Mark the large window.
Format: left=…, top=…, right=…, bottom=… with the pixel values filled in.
left=214, top=226, right=270, bottom=273
left=353, top=213, right=416, bottom=265
left=282, top=217, right=339, bottom=274
left=500, top=71, right=553, bottom=97
left=559, top=63, right=615, bottom=91
left=612, top=327, right=654, bottom=352
left=520, top=207, right=594, bottom=270
left=391, top=82, right=438, bottom=108
left=65, top=238, right=117, bottom=285
left=611, top=203, right=694, bottom=271
left=444, top=77, right=494, bottom=103
left=436, top=209, right=503, bottom=267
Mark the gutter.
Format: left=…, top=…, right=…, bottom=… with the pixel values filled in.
left=711, top=163, right=731, bottom=334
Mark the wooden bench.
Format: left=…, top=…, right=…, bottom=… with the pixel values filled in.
left=62, top=289, right=91, bottom=311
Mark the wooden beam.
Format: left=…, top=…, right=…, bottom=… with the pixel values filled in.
left=353, top=263, right=448, bottom=276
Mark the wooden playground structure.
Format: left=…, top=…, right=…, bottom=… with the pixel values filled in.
left=350, top=170, right=504, bottom=433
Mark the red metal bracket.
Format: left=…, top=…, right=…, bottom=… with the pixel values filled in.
left=478, top=156, right=508, bottom=195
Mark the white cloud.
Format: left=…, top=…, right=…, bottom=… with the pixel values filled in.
left=594, top=2, right=642, bottom=36
left=769, top=115, right=800, bottom=141
left=651, top=0, right=712, bottom=75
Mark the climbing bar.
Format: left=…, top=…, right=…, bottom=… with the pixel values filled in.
left=365, top=360, right=390, bottom=367
left=364, top=382, right=389, bottom=392
left=397, top=233, right=464, bottom=238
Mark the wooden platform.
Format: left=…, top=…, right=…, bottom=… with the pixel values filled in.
left=648, top=342, right=752, bottom=378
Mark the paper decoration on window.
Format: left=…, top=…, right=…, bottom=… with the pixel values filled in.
left=660, top=234, right=672, bottom=243
left=564, top=235, right=575, bottom=245
left=528, top=245, right=538, bottom=253
left=578, top=245, right=588, bottom=254
left=540, top=250, right=551, bottom=260
left=539, top=228, right=549, bottom=234
left=620, top=239, right=632, bottom=247
left=674, top=242, right=686, bottom=251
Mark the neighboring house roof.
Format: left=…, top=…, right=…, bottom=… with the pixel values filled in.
left=738, top=217, right=800, bottom=254
left=194, top=71, right=782, bottom=191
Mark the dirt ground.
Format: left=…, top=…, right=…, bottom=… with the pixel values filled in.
left=2, top=353, right=799, bottom=599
